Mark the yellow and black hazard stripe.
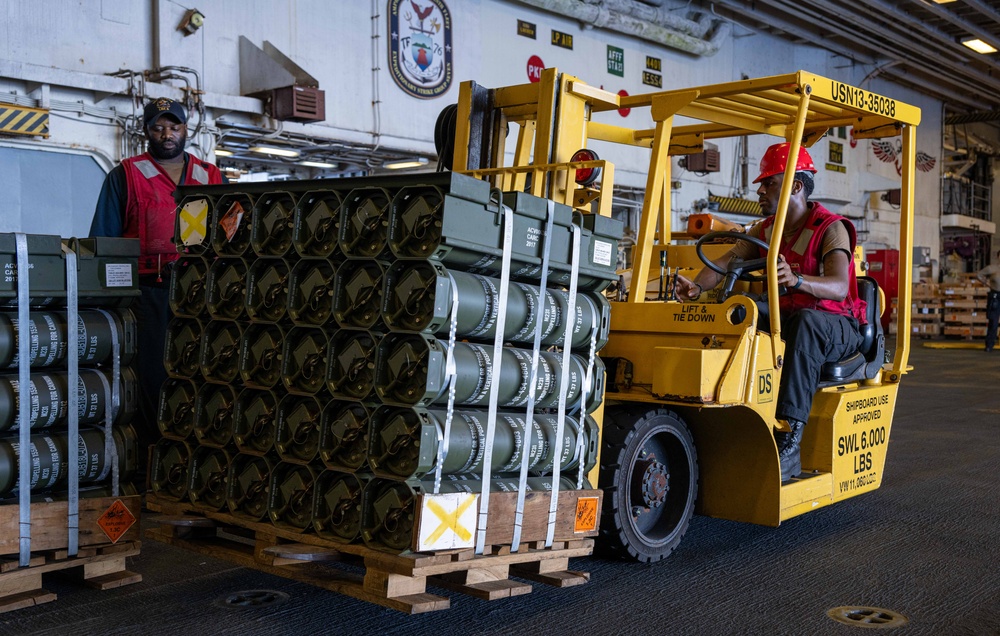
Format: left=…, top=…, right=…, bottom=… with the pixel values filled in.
left=709, top=193, right=761, bottom=216
left=0, top=105, right=50, bottom=138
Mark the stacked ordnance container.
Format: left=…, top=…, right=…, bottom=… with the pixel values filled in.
left=0, top=234, right=141, bottom=580
left=155, top=171, right=623, bottom=555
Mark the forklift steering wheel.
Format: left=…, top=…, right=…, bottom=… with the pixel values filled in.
left=695, top=230, right=775, bottom=302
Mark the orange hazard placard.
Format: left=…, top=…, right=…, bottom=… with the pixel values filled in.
left=97, top=499, right=137, bottom=544
left=219, top=201, right=245, bottom=241
left=574, top=497, right=599, bottom=533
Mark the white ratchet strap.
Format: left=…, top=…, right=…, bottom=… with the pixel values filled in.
left=546, top=223, right=582, bottom=547
left=475, top=199, right=514, bottom=555
left=432, top=272, right=461, bottom=494
left=16, top=233, right=32, bottom=566
left=96, top=309, right=124, bottom=491
left=99, top=309, right=122, bottom=496
left=575, top=300, right=600, bottom=489
left=62, top=244, right=80, bottom=555
left=511, top=199, right=556, bottom=552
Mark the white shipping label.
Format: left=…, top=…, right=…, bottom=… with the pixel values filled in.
left=592, top=239, right=613, bottom=267
left=105, top=263, right=133, bottom=288
left=416, top=492, right=478, bottom=552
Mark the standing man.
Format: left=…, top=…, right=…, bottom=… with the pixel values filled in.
left=90, top=97, right=224, bottom=457
left=976, top=250, right=1000, bottom=352
left=675, top=142, right=868, bottom=481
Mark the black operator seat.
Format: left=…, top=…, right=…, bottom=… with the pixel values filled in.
left=818, top=276, right=884, bottom=387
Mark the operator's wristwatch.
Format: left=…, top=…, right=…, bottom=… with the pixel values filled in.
left=792, top=274, right=804, bottom=289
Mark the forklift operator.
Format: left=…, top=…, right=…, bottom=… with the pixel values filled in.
left=675, top=142, right=868, bottom=481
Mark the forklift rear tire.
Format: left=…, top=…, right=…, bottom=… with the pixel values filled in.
left=599, top=407, right=698, bottom=563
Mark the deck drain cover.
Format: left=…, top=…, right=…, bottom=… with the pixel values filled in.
left=827, top=606, right=908, bottom=629
left=218, top=589, right=290, bottom=609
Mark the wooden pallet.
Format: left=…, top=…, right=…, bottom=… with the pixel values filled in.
left=0, top=495, right=143, bottom=612
left=0, top=540, right=141, bottom=613
left=144, top=494, right=593, bottom=614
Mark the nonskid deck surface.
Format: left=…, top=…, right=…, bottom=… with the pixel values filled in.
left=5, top=344, right=999, bottom=635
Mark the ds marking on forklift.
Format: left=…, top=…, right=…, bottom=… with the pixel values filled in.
left=827, top=606, right=908, bottom=629
left=757, top=371, right=773, bottom=403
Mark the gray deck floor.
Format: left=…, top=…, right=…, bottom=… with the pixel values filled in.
left=7, top=343, right=1000, bottom=635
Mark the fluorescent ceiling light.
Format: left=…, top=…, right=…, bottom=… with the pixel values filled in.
left=214, top=149, right=234, bottom=157
left=962, top=38, right=997, bottom=54
left=249, top=145, right=301, bottom=158
left=384, top=157, right=429, bottom=170
left=931, top=0, right=956, bottom=3
left=299, top=160, right=337, bottom=169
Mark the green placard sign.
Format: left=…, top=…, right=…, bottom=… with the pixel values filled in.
left=607, top=45, right=624, bottom=77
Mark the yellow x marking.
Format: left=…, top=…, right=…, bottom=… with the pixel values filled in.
left=179, top=199, right=209, bottom=244
left=425, top=495, right=475, bottom=544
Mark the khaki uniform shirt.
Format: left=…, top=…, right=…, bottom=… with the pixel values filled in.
left=727, top=218, right=851, bottom=274
left=976, top=263, right=1000, bottom=292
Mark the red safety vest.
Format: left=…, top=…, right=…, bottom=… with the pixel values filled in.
left=121, top=152, right=223, bottom=275
left=758, top=202, right=867, bottom=323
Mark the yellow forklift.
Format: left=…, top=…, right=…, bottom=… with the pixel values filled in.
left=446, top=69, right=920, bottom=561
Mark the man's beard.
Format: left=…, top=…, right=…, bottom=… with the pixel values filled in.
left=148, top=132, right=187, bottom=160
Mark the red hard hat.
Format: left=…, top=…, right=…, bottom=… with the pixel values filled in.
left=753, top=142, right=817, bottom=183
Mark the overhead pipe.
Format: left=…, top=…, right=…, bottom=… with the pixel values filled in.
left=781, top=0, right=1000, bottom=104
left=806, top=0, right=1000, bottom=98
left=712, top=0, right=998, bottom=109
left=514, top=0, right=731, bottom=56
left=580, top=0, right=712, bottom=38
left=956, top=0, right=1000, bottom=31
left=854, top=0, right=1000, bottom=73
left=909, top=0, right=1000, bottom=52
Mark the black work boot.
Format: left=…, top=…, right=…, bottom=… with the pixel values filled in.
left=775, top=419, right=805, bottom=482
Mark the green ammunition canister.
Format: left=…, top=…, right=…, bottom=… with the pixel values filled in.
left=211, top=193, right=255, bottom=257
left=227, top=452, right=275, bottom=522
left=0, top=309, right=136, bottom=369
left=281, top=327, right=328, bottom=395
left=233, top=388, right=280, bottom=456
left=157, top=377, right=197, bottom=440
left=245, top=257, right=290, bottom=324
left=275, top=394, right=323, bottom=465
left=319, top=400, right=371, bottom=472
left=187, top=445, right=232, bottom=511
left=381, top=260, right=610, bottom=350
left=333, top=260, right=385, bottom=330
left=168, top=256, right=208, bottom=318
left=268, top=461, right=318, bottom=530
left=293, top=190, right=343, bottom=259
left=150, top=438, right=193, bottom=501
left=368, top=406, right=599, bottom=481
left=0, top=425, right=137, bottom=496
left=374, top=333, right=604, bottom=412
left=326, top=330, right=377, bottom=401
left=0, top=367, right=136, bottom=432
left=251, top=191, right=296, bottom=257
left=193, top=383, right=237, bottom=448
left=239, top=323, right=285, bottom=390
left=339, top=187, right=392, bottom=259
left=287, top=260, right=335, bottom=327
left=312, top=470, right=367, bottom=543
left=205, top=258, right=248, bottom=321
left=200, top=320, right=243, bottom=384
